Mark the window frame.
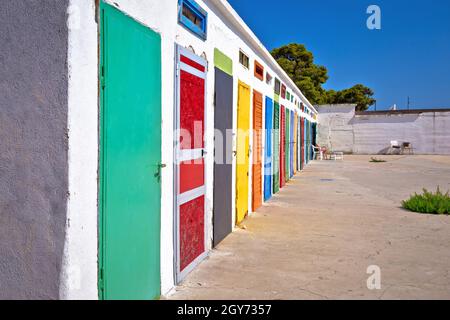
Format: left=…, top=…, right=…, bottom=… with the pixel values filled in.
left=266, top=72, right=273, bottom=85
left=239, top=50, right=250, bottom=69
left=274, top=78, right=281, bottom=95
left=281, top=84, right=286, bottom=99
left=254, top=60, right=264, bottom=81
left=178, top=0, right=208, bottom=41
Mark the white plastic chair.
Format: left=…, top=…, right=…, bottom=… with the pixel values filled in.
left=312, top=146, right=323, bottom=160
left=390, top=141, right=401, bottom=154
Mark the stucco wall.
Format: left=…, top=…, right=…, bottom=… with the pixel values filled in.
left=317, top=105, right=450, bottom=155
left=60, top=0, right=99, bottom=300
left=0, top=0, right=69, bottom=299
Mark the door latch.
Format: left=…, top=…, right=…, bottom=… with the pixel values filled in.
left=154, top=163, right=167, bottom=183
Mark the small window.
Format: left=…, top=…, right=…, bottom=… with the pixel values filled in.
left=281, top=84, right=286, bottom=99
left=266, top=73, right=273, bottom=85
left=274, top=78, right=281, bottom=95
left=254, top=60, right=264, bottom=81
left=239, top=50, right=250, bottom=69
left=178, top=0, right=208, bottom=40
left=286, top=91, right=291, bottom=101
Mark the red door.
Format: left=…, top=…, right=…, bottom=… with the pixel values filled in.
left=301, top=117, right=305, bottom=169
left=175, top=46, right=207, bottom=281
left=280, top=105, right=286, bottom=188
left=252, top=91, right=263, bottom=211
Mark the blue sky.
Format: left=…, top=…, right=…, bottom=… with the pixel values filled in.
left=227, top=0, right=450, bottom=110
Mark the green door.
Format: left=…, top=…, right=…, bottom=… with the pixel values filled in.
left=273, top=102, right=280, bottom=193
left=99, top=3, right=162, bottom=300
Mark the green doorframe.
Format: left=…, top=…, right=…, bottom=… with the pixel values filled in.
left=99, top=2, right=162, bottom=300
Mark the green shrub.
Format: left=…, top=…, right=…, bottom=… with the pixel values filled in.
left=402, top=188, right=450, bottom=215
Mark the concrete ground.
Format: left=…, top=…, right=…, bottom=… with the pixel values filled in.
left=169, top=155, right=450, bottom=300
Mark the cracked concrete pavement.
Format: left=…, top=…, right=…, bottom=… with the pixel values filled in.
left=168, top=155, right=450, bottom=300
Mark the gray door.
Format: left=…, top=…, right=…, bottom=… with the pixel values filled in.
left=213, top=68, right=234, bottom=247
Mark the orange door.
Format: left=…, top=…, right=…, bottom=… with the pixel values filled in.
left=252, top=91, right=263, bottom=211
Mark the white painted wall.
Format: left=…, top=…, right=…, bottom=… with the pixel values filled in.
left=61, top=0, right=98, bottom=300
left=317, top=105, right=450, bottom=155
left=353, top=112, right=450, bottom=155
left=64, top=0, right=318, bottom=299
left=317, top=104, right=356, bottom=153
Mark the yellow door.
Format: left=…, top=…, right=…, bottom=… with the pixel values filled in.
left=236, top=81, right=251, bottom=225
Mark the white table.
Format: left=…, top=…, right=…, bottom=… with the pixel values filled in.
left=331, top=152, right=344, bottom=161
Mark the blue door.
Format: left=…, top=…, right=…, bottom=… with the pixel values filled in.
left=264, top=97, right=274, bottom=201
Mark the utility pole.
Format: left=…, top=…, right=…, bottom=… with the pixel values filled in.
left=407, top=96, right=410, bottom=110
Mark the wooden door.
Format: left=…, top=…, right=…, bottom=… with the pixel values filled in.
left=213, top=68, right=233, bottom=247
left=301, top=117, right=305, bottom=170
left=294, top=113, right=298, bottom=174
left=280, top=106, right=285, bottom=188
left=273, top=102, right=280, bottom=193
left=264, top=97, right=274, bottom=201
left=236, top=81, right=251, bottom=224
left=252, top=91, right=263, bottom=211
left=285, top=109, right=290, bottom=182
left=290, top=110, right=295, bottom=178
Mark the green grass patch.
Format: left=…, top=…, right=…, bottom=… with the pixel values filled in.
left=402, top=188, right=450, bottom=215
left=370, top=157, right=387, bottom=163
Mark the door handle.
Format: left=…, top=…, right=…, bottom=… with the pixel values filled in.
left=154, top=163, right=166, bottom=183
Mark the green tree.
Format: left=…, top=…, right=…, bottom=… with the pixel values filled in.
left=271, top=43, right=376, bottom=111
left=271, top=44, right=328, bottom=104
left=331, top=84, right=376, bottom=111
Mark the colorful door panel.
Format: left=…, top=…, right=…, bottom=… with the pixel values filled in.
left=252, top=91, right=263, bottom=211
left=280, top=106, right=285, bottom=188
left=285, top=110, right=290, bottom=182
left=175, top=45, right=207, bottom=281
left=289, top=111, right=295, bottom=178
left=213, top=67, right=233, bottom=247
left=297, top=115, right=301, bottom=171
left=236, top=81, right=251, bottom=224
left=301, top=117, right=305, bottom=169
left=294, top=113, right=298, bottom=174
left=99, top=3, right=162, bottom=300
left=264, top=97, right=274, bottom=201
left=273, top=102, right=280, bottom=193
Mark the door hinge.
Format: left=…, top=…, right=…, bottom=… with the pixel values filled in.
left=101, top=65, right=106, bottom=89
left=176, top=63, right=180, bottom=77
left=99, top=267, right=105, bottom=291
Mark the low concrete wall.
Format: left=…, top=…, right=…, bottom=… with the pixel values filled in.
left=317, top=105, right=450, bottom=155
